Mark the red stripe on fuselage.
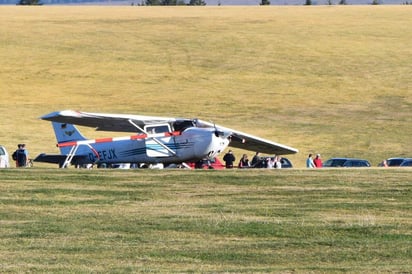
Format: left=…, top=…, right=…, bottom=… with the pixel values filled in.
left=95, top=137, right=113, bottom=143
left=57, top=141, right=77, bottom=147
left=165, top=131, right=181, bottom=137
left=56, top=131, right=181, bottom=147
left=131, top=134, right=147, bottom=140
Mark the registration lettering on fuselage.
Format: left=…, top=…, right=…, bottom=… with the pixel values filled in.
left=88, top=148, right=118, bottom=161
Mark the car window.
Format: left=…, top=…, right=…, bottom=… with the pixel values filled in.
left=332, top=159, right=347, bottom=167
left=401, top=160, right=412, bottom=167
left=387, top=159, right=404, bottom=166
left=280, top=158, right=291, bottom=167
left=354, top=161, right=369, bottom=167
left=343, top=161, right=353, bottom=167
left=352, top=161, right=362, bottom=167
left=0, top=147, right=5, bottom=156
left=323, top=160, right=332, bottom=166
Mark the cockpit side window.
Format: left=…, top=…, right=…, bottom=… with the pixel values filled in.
left=144, top=124, right=171, bottom=134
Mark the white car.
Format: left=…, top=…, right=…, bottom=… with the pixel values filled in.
left=0, top=145, right=10, bottom=168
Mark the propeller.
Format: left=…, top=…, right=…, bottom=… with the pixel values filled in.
left=213, top=122, right=225, bottom=137
left=195, top=119, right=232, bottom=138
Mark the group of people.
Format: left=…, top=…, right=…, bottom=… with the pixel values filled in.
left=306, top=153, right=323, bottom=168
left=223, top=150, right=282, bottom=169
left=224, top=150, right=324, bottom=169
left=12, top=144, right=29, bottom=168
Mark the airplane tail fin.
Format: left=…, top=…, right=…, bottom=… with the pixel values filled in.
left=51, top=122, right=87, bottom=154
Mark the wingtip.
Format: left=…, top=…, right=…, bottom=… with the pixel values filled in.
left=40, top=110, right=80, bottom=121
left=40, top=111, right=60, bottom=121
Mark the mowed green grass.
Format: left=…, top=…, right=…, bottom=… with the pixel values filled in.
left=0, top=6, right=411, bottom=166
left=0, top=168, right=411, bottom=272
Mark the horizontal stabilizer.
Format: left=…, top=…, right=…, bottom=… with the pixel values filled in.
left=34, top=153, right=90, bottom=166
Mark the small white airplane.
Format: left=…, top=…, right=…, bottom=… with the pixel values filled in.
left=34, top=110, right=298, bottom=168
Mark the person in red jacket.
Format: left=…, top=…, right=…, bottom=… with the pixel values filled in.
left=314, top=154, right=323, bottom=168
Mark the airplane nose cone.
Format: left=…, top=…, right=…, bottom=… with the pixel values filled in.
left=208, top=133, right=230, bottom=159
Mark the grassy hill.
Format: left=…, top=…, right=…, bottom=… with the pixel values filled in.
left=0, top=6, right=411, bottom=167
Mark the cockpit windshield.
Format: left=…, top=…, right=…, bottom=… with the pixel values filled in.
left=173, top=120, right=195, bottom=132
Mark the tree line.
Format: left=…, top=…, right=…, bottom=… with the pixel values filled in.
left=17, top=0, right=412, bottom=6
left=16, top=0, right=206, bottom=4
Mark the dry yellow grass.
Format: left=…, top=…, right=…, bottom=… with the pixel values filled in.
left=0, top=6, right=411, bottom=167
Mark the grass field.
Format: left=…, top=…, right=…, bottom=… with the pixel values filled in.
left=0, top=168, right=411, bottom=272
left=0, top=6, right=411, bottom=166
left=0, top=6, right=411, bottom=272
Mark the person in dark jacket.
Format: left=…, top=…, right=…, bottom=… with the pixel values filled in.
left=223, top=150, right=236, bottom=169
left=14, top=144, right=27, bottom=168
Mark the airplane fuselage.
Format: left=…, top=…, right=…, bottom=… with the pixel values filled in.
left=60, top=127, right=230, bottom=166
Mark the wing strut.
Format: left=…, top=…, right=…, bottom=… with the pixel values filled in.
left=181, top=162, right=191, bottom=169
left=62, top=145, right=79, bottom=168
left=128, top=119, right=177, bottom=156
left=61, top=143, right=99, bottom=168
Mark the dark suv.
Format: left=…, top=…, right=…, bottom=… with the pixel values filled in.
left=379, top=157, right=409, bottom=167
left=323, top=158, right=371, bottom=168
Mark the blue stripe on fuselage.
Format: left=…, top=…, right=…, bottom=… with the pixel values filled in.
left=86, top=140, right=196, bottom=163
left=118, top=141, right=195, bottom=157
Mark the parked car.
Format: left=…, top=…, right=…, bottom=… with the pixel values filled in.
left=378, top=157, right=407, bottom=167
left=251, top=156, right=293, bottom=168
left=0, top=145, right=10, bottom=168
left=323, top=158, right=371, bottom=168
left=400, top=158, right=412, bottom=167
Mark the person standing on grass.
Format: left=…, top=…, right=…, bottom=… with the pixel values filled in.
left=266, top=157, right=275, bottom=169
left=15, top=144, right=27, bottom=168
left=274, top=156, right=282, bottom=169
left=306, top=154, right=315, bottom=168
left=251, top=152, right=260, bottom=167
left=238, top=154, right=250, bottom=168
left=223, top=150, right=236, bottom=169
left=313, top=154, right=323, bottom=168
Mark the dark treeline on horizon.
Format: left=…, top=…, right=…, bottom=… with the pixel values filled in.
left=2, top=0, right=410, bottom=5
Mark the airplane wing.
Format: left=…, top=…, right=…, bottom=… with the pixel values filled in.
left=228, top=129, right=298, bottom=155
left=41, top=110, right=179, bottom=133
left=196, top=120, right=298, bottom=155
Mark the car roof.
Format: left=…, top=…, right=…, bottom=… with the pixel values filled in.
left=327, top=158, right=368, bottom=161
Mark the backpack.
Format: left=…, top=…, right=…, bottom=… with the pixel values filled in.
left=12, top=151, right=17, bottom=161
left=16, top=149, right=27, bottom=167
